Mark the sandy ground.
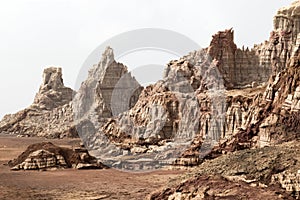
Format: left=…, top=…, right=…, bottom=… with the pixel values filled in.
left=0, top=134, right=184, bottom=200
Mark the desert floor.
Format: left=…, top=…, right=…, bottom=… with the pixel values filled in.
left=0, top=134, right=184, bottom=200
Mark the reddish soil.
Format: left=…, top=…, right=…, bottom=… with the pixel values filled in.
left=0, top=134, right=183, bottom=200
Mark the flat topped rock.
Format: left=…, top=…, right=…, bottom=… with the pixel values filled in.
left=9, top=142, right=106, bottom=171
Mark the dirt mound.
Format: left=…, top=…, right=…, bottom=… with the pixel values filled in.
left=8, top=142, right=107, bottom=170
left=152, top=140, right=300, bottom=199
left=150, top=175, right=293, bottom=200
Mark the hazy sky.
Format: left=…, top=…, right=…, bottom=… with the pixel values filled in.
left=0, top=0, right=294, bottom=119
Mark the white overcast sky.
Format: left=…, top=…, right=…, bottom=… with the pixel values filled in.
left=0, top=0, right=294, bottom=119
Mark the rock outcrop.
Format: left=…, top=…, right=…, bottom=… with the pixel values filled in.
left=1, top=1, right=298, bottom=149
left=207, top=29, right=271, bottom=88
left=72, top=47, right=143, bottom=157
left=33, top=67, right=74, bottom=110
left=196, top=1, right=300, bottom=153
left=0, top=67, right=76, bottom=138
left=149, top=2, right=300, bottom=197
left=71, top=2, right=300, bottom=170
left=9, top=142, right=106, bottom=170
left=150, top=140, right=300, bottom=199
left=0, top=47, right=143, bottom=139
left=79, top=48, right=228, bottom=169
left=254, top=1, right=300, bottom=76
left=0, top=0, right=298, bottom=189
left=73, top=47, right=142, bottom=122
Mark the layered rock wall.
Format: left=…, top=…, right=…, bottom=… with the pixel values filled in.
left=73, top=47, right=142, bottom=122
left=0, top=1, right=299, bottom=177
left=254, top=1, right=300, bottom=76
left=9, top=142, right=106, bottom=170
left=207, top=29, right=272, bottom=88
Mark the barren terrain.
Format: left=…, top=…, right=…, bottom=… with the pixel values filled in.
left=0, top=134, right=183, bottom=200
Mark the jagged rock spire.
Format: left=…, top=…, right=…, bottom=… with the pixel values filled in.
left=33, top=67, right=74, bottom=110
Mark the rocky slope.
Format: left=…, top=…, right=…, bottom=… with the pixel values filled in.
left=150, top=141, right=300, bottom=199
left=150, top=176, right=293, bottom=200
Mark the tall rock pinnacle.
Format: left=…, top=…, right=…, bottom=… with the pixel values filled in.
left=0, top=67, right=76, bottom=138
left=33, top=67, right=74, bottom=110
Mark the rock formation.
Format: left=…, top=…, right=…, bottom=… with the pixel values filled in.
left=150, top=140, right=300, bottom=199
left=2, top=0, right=298, bottom=170
left=0, top=0, right=299, bottom=196
left=225, top=2, right=300, bottom=149
left=207, top=29, right=271, bottom=88
left=73, top=46, right=142, bottom=122
left=72, top=46, right=143, bottom=158
left=0, top=47, right=142, bottom=139
left=149, top=1, right=300, bottom=198
left=9, top=142, right=106, bottom=170
left=150, top=176, right=293, bottom=200
left=33, top=67, right=74, bottom=110
left=66, top=1, right=300, bottom=181
left=0, top=67, right=76, bottom=138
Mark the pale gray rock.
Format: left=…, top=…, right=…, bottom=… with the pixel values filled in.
left=33, top=67, right=74, bottom=110
left=0, top=67, right=76, bottom=138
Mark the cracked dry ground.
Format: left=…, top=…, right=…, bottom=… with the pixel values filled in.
left=0, top=134, right=183, bottom=200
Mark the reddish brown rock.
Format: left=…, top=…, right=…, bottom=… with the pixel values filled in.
left=8, top=142, right=106, bottom=170
left=150, top=175, right=293, bottom=200
left=151, top=140, right=300, bottom=199
left=207, top=29, right=272, bottom=89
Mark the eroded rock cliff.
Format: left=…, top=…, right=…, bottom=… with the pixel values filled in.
left=72, top=47, right=143, bottom=155
left=0, top=3, right=298, bottom=196
left=149, top=1, right=300, bottom=198
left=207, top=29, right=271, bottom=88
left=73, top=46, right=142, bottom=122
left=74, top=2, right=300, bottom=175
left=0, top=47, right=142, bottom=140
